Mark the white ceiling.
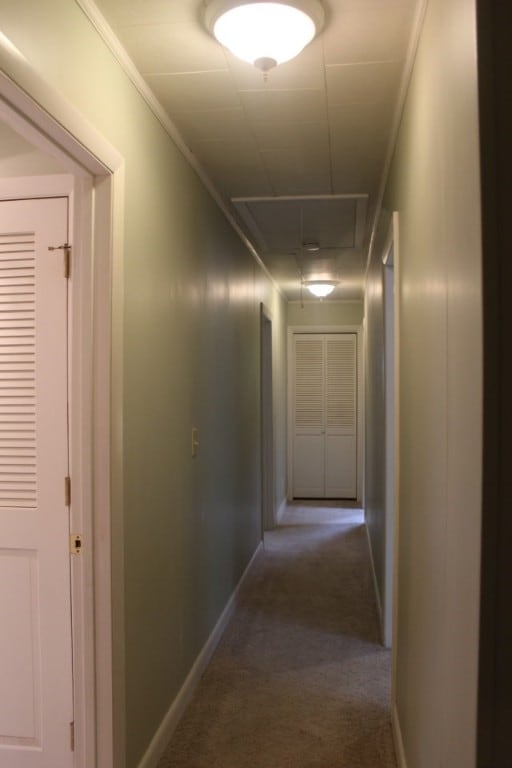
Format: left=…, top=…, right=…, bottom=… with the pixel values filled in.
left=96, top=0, right=421, bottom=299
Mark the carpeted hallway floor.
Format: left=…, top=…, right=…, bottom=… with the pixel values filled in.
left=157, top=503, right=397, bottom=768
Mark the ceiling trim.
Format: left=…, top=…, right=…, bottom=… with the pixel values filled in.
left=233, top=201, right=270, bottom=252
left=232, top=194, right=368, bottom=202
left=355, top=198, right=368, bottom=249
left=74, top=0, right=285, bottom=297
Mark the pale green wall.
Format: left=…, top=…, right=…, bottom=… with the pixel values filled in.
left=0, top=2, right=286, bottom=766
left=366, top=0, right=483, bottom=765
left=287, top=299, right=364, bottom=327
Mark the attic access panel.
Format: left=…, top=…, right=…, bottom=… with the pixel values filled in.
left=232, top=195, right=368, bottom=255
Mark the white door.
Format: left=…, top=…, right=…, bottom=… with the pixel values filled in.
left=293, top=333, right=357, bottom=499
left=0, top=197, right=73, bottom=767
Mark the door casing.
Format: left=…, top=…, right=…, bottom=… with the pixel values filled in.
left=383, top=211, right=400, bottom=655
left=0, top=37, right=125, bottom=768
left=261, top=304, right=275, bottom=531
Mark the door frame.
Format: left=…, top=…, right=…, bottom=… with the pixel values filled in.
left=260, top=304, right=275, bottom=531
left=382, top=211, right=400, bottom=654
left=0, top=36, right=125, bottom=768
left=382, top=251, right=394, bottom=649
left=287, top=324, right=364, bottom=503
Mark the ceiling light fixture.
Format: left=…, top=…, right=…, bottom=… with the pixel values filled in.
left=205, top=0, right=325, bottom=74
left=305, top=280, right=337, bottom=298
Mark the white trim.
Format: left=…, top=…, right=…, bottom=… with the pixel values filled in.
left=73, top=0, right=283, bottom=298
left=137, top=542, right=264, bottom=768
left=360, top=315, right=366, bottom=510
left=0, top=41, right=119, bottom=175
left=392, top=703, right=408, bottom=768
left=68, top=174, right=96, bottom=767
left=287, top=325, right=364, bottom=503
left=287, top=299, right=363, bottom=306
left=382, top=211, right=400, bottom=653
left=92, top=167, right=126, bottom=768
left=364, top=519, right=384, bottom=643
left=383, top=260, right=394, bottom=649
left=232, top=193, right=368, bottom=202
left=276, top=498, right=287, bottom=525
left=0, top=46, right=124, bottom=768
left=260, top=304, right=275, bottom=532
left=390, top=211, right=401, bottom=733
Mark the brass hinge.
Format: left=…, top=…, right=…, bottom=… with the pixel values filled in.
left=65, top=476, right=71, bottom=506
left=70, top=721, right=75, bottom=751
left=48, top=243, right=71, bottom=278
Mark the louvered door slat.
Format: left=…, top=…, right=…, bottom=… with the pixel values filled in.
left=0, top=233, right=36, bottom=508
left=294, top=339, right=324, bottom=428
left=324, top=334, right=357, bottom=497
left=326, top=337, right=357, bottom=430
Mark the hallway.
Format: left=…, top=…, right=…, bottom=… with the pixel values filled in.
left=157, top=503, right=396, bottom=768
left=0, top=0, right=495, bottom=764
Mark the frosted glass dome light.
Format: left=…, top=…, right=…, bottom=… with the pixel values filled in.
left=306, top=281, right=337, bottom=298
left=205, top=0, right=325, bottom=73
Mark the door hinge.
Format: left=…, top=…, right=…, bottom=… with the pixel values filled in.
left=70, top=534, right=83, bottom=555
left=48, top=243, right=71, bottom=278
left=65, top=476, right=71, bottom=506
left=70, top=721, right=75, bottom=751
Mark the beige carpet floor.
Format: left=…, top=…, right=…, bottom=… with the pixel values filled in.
left=157, top=504, right=397, bottom=768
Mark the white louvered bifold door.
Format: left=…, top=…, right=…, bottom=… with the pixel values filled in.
left=0, top=197, right=73, bottom=768
left=293, top=333, right=357, bottom=498
left=324, top=335, right=357, bottom=497
left=293, top=336, right=325, bottom=497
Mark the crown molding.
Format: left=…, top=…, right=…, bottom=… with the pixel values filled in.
left=75, top=0, right=284, bottom=297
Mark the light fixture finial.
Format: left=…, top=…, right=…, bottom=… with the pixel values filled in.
left=254, top=56, right=278, bottom=73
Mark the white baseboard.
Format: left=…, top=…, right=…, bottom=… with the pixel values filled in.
left=276, top=498, right=287, bottom=525
left=364, top=521, right=385, bottom=645
left=138, top=541, right=263, bottom=768
left=392, top=702, right=407, bottom=768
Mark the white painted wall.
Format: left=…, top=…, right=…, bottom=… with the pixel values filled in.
left=373, top=0, right=483, bottom=764
left=287, top=299, right=364, bottom=327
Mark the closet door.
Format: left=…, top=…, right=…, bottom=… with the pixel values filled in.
left=0, top=197, right=73, bottom=768
left=324, top=335, right=357, bottom=497
left=293, top=336, right=325, bottom=497
left=292, top=333, right=357, bottom=499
